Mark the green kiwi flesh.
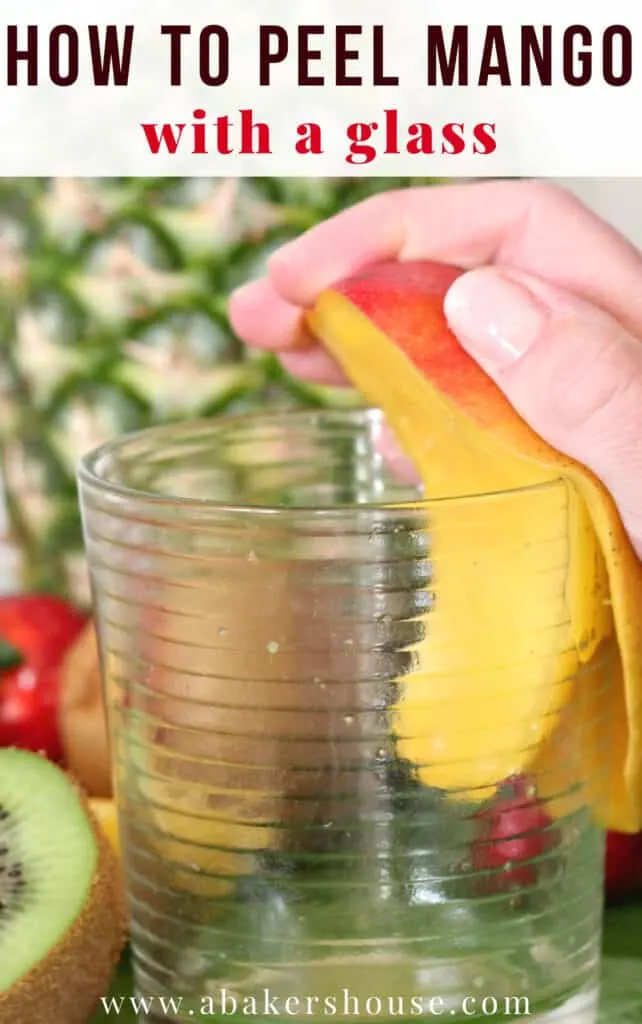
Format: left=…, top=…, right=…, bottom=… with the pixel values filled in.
left=0, top=748, right=127, bottom=1023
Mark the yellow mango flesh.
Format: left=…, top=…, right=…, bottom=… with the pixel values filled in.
left=89, top=798, right=120, bottom=855
left=104, top=555, right=372, bottom=897
left=307, top=262, right=642, bottom=832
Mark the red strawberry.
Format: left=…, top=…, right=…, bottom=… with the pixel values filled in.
left=605, top=830, right=642, bottom=904
left=0, top=594, right=87, bottom=762
left=470, top=777, right=559, bottom=892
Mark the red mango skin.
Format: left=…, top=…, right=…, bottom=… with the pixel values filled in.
left=470, top=778, right=560, bottom=894
left=605, top=830, right=642, bottom=904
left=321, top=259, right=568, bottom=465
left=328, top=262, right=516, bottom=430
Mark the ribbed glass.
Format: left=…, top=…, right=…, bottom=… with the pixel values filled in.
left=78, top=409, right=612, bottom=1024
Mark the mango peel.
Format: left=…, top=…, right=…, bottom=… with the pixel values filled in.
left=307, top=260, right=642, bottom=832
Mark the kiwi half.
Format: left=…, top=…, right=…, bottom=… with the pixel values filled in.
left=0, top=749, right=127, bottom=1024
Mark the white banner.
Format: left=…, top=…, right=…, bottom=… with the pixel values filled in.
left=0, top=0, right=639, bottom=175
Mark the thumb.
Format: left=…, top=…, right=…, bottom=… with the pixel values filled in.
left=443, top=267, right=642, bottom=558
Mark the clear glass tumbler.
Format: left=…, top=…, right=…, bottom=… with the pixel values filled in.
left=78, top=409, right=613, bottom=1024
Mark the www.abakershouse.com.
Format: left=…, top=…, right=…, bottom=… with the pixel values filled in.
left=103, top=988, right=532, bottom=1019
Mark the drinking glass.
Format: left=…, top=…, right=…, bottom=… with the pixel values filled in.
left=78, top=409, right=613, bottom=1024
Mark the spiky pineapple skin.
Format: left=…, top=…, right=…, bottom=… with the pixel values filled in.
left=0, top=177, right=428, bottom=601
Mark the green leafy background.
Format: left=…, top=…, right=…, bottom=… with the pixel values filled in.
left=92, top=904, right=642, bottom=1023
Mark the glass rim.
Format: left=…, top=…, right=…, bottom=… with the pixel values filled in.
left=77, top=407, right=564, bottom=515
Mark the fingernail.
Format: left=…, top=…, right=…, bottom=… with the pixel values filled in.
left=444, top=269, right=550, bottom=368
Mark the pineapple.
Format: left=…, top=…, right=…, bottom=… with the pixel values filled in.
left=0, top=177, right=428, bottom=602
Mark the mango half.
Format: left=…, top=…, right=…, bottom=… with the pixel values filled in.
left=306, top=261, right=642, bottom=833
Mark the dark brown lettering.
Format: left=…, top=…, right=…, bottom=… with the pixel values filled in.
left=521, top=26, right=552, bottom=85
left=479, top=26, right=511, bottom=85
left=161, top=25, right=190, bottom=86
left=336, top=26, right=362, bottom=85
left=373, top=25, right=398, bottom=85
left=49, top=25, right=78, bottom=85
left=199, top=25, right=229, bottom=86
left=259, top=25, right=288, bottom=85
left=603, top=25, right=632, bottom=85
left=427, top=25, right=468, bottom=86
left=564, top=25, right=592, bottom=85
left=6, top=25, right=38, bottom=85
left=298, top=26, right=324, bottom=85
left=88, top=25, right=133, bottom=86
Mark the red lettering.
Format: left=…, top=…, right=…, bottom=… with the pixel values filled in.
left=295, top=122, right=323, bottom=154
left=191, top=109, right=207, bottom=155
left=141, top=123, right=185, bottom=155
left=408, top=123, right=435, bottom=155
left=473, top=122, right=497, bottom=155
left=383, top=109, right=399, bottom=153
left=240, top=109, right=270, bottom=153
left=441, top=122, right=465, bottom=155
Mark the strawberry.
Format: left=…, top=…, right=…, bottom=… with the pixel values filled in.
left=0, top=594, right=87, bottom=762
left=470, top=776, right=560, bottom=892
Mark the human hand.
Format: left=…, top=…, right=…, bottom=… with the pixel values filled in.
left=229, top=181, right=642, bottom=558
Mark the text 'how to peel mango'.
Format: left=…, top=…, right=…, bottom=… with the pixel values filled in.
left=306, top=261, right=642, bottom=833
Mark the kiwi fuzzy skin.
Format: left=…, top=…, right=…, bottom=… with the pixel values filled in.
left=0, top=775, right=128, bottom=1024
